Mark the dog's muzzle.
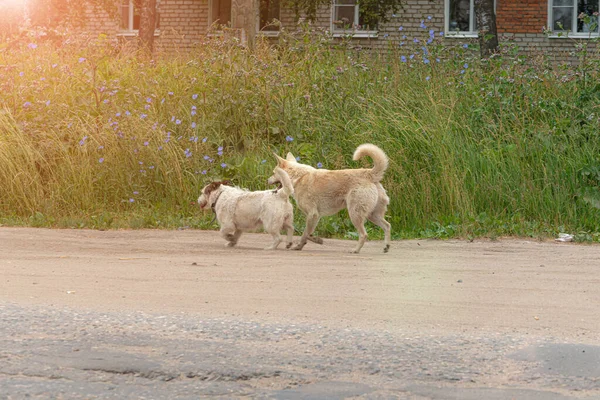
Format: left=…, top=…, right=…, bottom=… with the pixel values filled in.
left=198, top=196, right=208, bottom=209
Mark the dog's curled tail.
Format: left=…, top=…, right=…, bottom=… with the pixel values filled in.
left=274, top=166, right=294, bottom=198
left=353, top=143, right=389, bottom=182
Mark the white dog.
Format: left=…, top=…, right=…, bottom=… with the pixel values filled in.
left=198, top=167, right=295, bottom=250
left=270, top=143, right=391, bottom=254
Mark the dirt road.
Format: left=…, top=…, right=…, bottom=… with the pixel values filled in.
left=1, top=227, right=599, bottom=399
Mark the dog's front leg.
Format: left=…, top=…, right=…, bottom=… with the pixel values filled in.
left=221, top=227, right=242, bottom=247
left=293, top=212, right=320, bottom=251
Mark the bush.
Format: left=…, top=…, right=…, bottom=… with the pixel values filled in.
left=1, top=26, right=599, bottom=240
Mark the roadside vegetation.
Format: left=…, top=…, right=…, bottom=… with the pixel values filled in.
left=1, top=23, right=599, bottom=241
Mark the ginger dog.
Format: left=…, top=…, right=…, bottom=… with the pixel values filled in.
left=270, top=144, right=391, bottom=253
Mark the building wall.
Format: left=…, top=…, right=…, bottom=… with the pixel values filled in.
left=497, top=0, right=547, bottom=34
left=157, top=0, right=209, bottom=52
left=79, top=0, right=594, bottom=63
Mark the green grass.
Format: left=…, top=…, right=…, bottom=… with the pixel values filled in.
left=1, top=29, right=600, bottom=241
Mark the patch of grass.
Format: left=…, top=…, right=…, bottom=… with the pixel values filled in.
left=1, top=28, right=599, bottom=241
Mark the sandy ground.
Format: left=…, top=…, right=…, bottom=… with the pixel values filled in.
left=1, top=227, right=598, bottom=338
left=2, top=227, right=600, bottom=399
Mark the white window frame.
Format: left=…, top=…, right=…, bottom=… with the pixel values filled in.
left=117, top=0, right=161, bottom=37
left=331, top=0, right=378, bottom=38
left=547, top=0, right=599, bottom=38
left=445, top=0, right=477, bottom=37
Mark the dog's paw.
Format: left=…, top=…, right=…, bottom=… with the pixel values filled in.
left=383, top=244, right=390, bottom=253
left=292, top=244, right=305, bottom=251
left=349, top=249, right=361, bottom=254
left=286, top=242, right=293, bottom=249
left=226, top=242, right=237, bottom=247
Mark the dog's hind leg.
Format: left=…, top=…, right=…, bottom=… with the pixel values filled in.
left=293, top=212, right=320, bottom=251
left=368, top=186, right=391, bottom=252
left=265, top=230, right=282, bottom=250
left=349, top=213, right=368, bottom=254
left=368, top=213, right=391, bottom=253
left=348, top=191, right=376, bottom=254
left=284, top=222, right=294, bottom=249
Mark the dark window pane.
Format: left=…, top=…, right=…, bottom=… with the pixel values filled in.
left=260, top=0, right=280, bottom=31
left=212, top=0, right=231, bottom=26
left=133, top=5, right=140, bottom=30
left=334, top=5, right=356, bottom=29
left=577, top=0, right=599, bottom=32
left=449, top=0, right=471, bottom=32
left=120, top=5, right=129, bottom=30
left=553, top=6, right=573, bottom=30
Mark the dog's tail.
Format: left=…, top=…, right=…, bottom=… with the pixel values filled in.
left=353, top=143, right=389, bottom=182
left=274, top=166, right=294, bottom=198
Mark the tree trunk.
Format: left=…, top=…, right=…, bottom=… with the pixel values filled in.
left=231, top=0, right=257, bottom=48
left=474, top=0, right=498, bottom=58
left=139, top=0, right=157, bottom=54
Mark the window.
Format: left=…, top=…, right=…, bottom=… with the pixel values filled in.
left=259, top=0, right=280, bottom=33
left=210, top=0, right=232, bottom=29
left=550, top=0, right=599, bottom=35
left=120, top=0, right=160, bottom=33
left=446, top=0, right=477, bottom=35
left=332, top=0, right=379, bottom=33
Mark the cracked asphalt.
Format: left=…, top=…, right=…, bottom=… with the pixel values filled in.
left=0, top=227, right=599, bottom=399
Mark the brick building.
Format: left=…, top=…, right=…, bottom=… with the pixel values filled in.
left=83, top=0, right=599, bottom=60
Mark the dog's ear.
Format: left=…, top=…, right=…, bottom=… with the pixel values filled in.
left=274, top=153, right=287, bottom=167
left=204, top=181, right=222, bottom=195
left=286, top=152, right=296, bottom=162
